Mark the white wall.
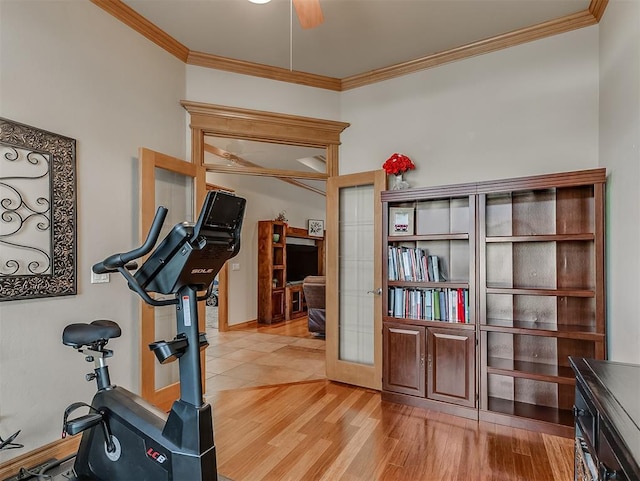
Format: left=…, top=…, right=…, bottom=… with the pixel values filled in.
left=340, top=27, right=599, bottom=185
left=0, top=1, right=186, bottom=460
left=186, top=65, right=340, bottom=120
left=598, top=0, right=640, bottom=363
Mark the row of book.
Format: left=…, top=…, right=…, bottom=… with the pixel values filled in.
left=388, top=246, right=445, bottom=282
left=388, top=287, right=470, bottom=323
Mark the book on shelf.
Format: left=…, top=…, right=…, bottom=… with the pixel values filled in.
left=388, top=287, right=470, bottom=323
left=387, top=247, right=446, bottom=283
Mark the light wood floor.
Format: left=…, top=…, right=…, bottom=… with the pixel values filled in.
left=208, top=318, right=573, bottom=480
left=205, top=318, right=325, bottom=394
left=210, top=379, right=574, bottom=481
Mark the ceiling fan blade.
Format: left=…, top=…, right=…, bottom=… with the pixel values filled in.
left=292, top=0, right=324, bottom=29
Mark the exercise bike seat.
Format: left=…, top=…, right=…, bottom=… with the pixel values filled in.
left=63, top=320, right=122, bottom=349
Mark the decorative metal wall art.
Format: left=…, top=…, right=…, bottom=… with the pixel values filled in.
left=0, top=117, right=77, bottom=301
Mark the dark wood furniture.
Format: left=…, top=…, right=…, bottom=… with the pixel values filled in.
left=382, top=189, right=478, bottom=420
left=257, top=221, right=324, bottom=324
left=381, top=169, right=606, bottom=436
left=570, top=357, right=640, bottom=481
left=285, top=284, right=306, bottom=320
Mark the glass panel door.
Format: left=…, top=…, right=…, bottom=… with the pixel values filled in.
left=326, top=170, right=385, bottom=389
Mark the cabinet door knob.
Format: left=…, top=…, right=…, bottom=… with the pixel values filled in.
left=367, top=288, right=382, bottom=295
left=572, top=405, right=586, bottom=417
left=598, top=462, right=618, bottom=480
left=420, top=355, right=424, bottom=367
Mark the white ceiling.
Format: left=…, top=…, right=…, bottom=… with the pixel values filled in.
left=123, top=0, right=591, bottom=79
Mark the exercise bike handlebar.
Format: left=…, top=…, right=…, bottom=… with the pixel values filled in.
left=92, top=207, right=168, bottom=275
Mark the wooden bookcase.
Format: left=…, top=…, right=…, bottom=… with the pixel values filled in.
left=381, top=168, right=606, bottom=437
left=257, top=221, right=287, bottom=324
left=257, top=222, right=325, bottom=324
left=382, top=187, right=478, bottom=420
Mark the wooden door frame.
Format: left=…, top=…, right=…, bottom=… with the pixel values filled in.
left=139, top=148, right=206, bottom=410
left=180, top=101, right=349, bottom=178
left=181, top=101, right=349, bottom=331
left=206, top=182, right=232, bottom=331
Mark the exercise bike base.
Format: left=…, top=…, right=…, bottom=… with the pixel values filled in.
left=72, top=388, right=221, bottom=481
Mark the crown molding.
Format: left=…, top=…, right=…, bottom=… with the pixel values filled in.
left=341, top=9, right=597, bottom=90
left=187, top=51, right=341, bottom=91
left=92, top=1, right=607, bottom=92
left=589, top=0, right=609, bottom=22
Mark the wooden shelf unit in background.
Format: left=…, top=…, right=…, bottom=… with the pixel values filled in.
left=257, top=221, right=325, bottom=325
left=257, top=221, right=287, bottom=324
left=381, top=168, right=606, bottom=437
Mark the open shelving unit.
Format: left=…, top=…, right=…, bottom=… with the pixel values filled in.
left=478, top=171, right=606, bottom=437
left=257, top=221, right=325, bottom=325
left=381, top=168, right=606, bottom=437
left=257, top=221, right=287, bottom=324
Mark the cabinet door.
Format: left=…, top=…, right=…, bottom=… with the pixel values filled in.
left=272, top=289, right=285, bottom=321
left=427, top=327, right=475, bottom=407
left=383, top=323, right=425, bottom=397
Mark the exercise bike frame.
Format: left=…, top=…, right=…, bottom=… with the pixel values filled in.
left=64, top=191, right=245, bottom=481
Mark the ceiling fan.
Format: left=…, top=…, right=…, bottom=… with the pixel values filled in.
left=292, top=0, right=324, bottom=29
left=251, top=0, right=323, bottom=29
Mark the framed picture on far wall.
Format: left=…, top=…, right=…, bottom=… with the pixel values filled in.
left=389, top=207, right=414, bottom=236
left=308, top=219, right=324, bottom=237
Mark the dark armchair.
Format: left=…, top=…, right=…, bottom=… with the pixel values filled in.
left=302, top=276, right=325, bottom=337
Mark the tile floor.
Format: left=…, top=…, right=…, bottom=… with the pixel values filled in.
left=204, top=327, right=326, bottom=401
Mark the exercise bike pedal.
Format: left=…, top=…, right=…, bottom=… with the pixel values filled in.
left=63, top=413, right=104, bottom=436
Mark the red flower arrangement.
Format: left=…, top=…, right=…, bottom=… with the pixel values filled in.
left=382, top=153, right=415, bottom=176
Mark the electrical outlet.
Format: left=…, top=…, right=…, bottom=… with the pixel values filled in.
left=231, top=263, right=240, bottom=271
left=91, top=270, right=110, bottom=284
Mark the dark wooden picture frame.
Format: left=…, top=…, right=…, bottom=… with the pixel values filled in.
left=0, top=117, right=77, bottom=301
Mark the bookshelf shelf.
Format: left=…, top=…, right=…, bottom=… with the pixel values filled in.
left=486, top=287, right=595, bottom=297
left=486, top=357, right=575, bottom=384
left=383, top=316, right=476, bottom=330
left=486, top=396, right=574, bottom=432
left=388, top=233, right=470, bottom=242
left=482, top=319, right=603, bottom=340
left=485, top=234, right=595, bottom=242
left=382, top=168, right=606, bottom=438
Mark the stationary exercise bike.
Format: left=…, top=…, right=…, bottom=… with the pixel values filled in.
left=61, top=190, right=245, bottom=481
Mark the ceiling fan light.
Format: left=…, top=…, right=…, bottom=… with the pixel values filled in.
left=248, top=0, right=271, bottom=4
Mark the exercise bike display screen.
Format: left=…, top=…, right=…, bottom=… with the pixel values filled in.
left=135, top=191, right=246, bottom=294
left=197, top=191, right=244, bottom=233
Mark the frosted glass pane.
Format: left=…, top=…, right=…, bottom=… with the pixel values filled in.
left=338, top=184, right=374, bottom=365
left=153, top=168, right=193, bottom=388
left=155, top=168, right=194, bottom=236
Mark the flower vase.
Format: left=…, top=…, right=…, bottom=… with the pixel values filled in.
left=391, top=173, right=409, bottom=190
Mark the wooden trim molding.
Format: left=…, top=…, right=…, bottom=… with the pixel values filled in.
left=181, top=101, right=349, bottom=147
left=90, top=2, right=608, bottom=91
left=203, top=143, right=326, bottom=196
left=589, top=0, right=609, bottom=22
left=182, top=101, right=346, bottom=193
left=187, top=51, right=341, bottom=91
left=0, top=437, right=80, bottom=481
left=202, top=163, right=327, bottom=181
left=341, top=10, right=597, bottom=90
